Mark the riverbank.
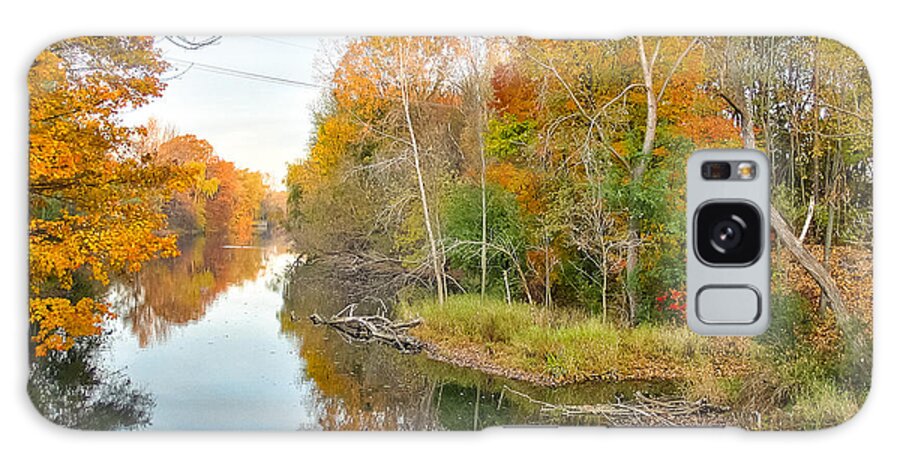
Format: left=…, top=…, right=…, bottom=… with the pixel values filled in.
left=397, top=289, right=868, bottom=429
left=397, top=294, right=757, bottom=387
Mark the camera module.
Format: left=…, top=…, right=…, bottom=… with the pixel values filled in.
left=695, top=202, right=762, bottom=265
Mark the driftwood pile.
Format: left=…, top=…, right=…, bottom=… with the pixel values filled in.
left=501, top=386, right=730, bottom=427
left=309, top=303, right=424, bottom=354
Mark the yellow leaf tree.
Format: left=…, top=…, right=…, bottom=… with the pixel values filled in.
left=29, top=37, right=189, bottom=356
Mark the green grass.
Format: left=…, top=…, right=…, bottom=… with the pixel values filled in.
left=399, top=293, right=868, bottom=429
left=784, top=379, right=863, bottom=430
left=398, top=294, right=753, bottom=384
left=399, top=294, right=533, bottom=345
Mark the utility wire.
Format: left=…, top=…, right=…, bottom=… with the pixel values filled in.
left=164, top=57, right=458, bottom=109
left=166, top=57, right=325, bottom=89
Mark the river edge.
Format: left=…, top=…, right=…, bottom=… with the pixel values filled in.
left=420, top=342, right=561, bottom=387
left=416, top=337, right=719, bottom=388
left=412, top=338, right=738, bottom=428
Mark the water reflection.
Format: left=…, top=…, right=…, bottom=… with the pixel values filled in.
left=27, top=338, right=154, bottom=430
left=29, top=237, right=666, bottom=430
left=280, top=265, right=672, bottom=430
left=109, top=236, right=266, bottom=347
left=278, top=270, right=436, bottom=430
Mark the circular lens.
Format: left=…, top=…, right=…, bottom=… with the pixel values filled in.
left=695, top=202, right=762, bottom=265
left=710, top=219, right=743, bottom=251
left=719, top=224, right=736, bottom=242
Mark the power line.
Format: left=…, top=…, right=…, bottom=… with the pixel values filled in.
left=165, top=36, right=223, bottom=50
left=166, top=57, right=325, bottom=90
left=164, top=57, right=458, bottom=109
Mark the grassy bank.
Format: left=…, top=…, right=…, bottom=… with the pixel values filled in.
left=397, top=293, right=868, bottom=429
left=397, top=294, right=757, bottom=385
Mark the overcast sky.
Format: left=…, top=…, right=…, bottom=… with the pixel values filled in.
left=122, top=36, right=334, bottom=190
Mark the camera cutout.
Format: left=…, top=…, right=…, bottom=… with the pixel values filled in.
left=694, top=201, right=763, bottom=266
left=687, top=149, right=770, bottom=336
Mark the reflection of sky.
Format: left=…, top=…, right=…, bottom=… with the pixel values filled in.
left=104, top=250, right=323, bottom=430
left=121, top=36, right=334, bottom=190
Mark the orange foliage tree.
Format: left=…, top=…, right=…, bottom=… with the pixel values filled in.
left=206, top=159, right=266, bottom=244
left=28, top=37, right=191, bottom=355
left=154, top=135, right=221, bottom=232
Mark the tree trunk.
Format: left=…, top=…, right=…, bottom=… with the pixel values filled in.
left=503, top=269, right=511, bottom=305
left=544, top=232, right=552, bottom=308
left=479, top=108, right=488, bottom=299
left=820, top=202, right=835, bottom=313
left=812, top=37, right=822, bottom=213
left=741, top=94, right=756, bottom=150
left=770, top=207, right=846, bottom=317
left=399, top=45, right=445, bottom=305
left=601, top=244, right=609, bottom=324
left=625, top=36, right=659, bottom=324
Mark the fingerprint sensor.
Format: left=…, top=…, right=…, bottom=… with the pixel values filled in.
left=696, top=285, right=761, bottom=324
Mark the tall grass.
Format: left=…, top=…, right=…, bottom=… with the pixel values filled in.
left=399, top=294, right=533, bottom=345
left=399, top=292, right=868, bottom=429
left=398, top=294, right=752, bottom=383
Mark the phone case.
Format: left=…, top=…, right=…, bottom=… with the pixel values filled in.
left=27, top=35, right=872, bottom=431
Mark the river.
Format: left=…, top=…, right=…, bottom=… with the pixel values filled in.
left=28, top=236, right=664, bottom=430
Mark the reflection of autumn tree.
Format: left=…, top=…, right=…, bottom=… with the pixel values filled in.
left=28, top=338, right=154, bottom=430
left=115, top=237, right=265, bottom=346
left=280, top=273, right=440, bottom=430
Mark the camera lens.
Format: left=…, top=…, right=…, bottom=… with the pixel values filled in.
left=695, top=202, right=762, bottom=265
left=710, top=218, right=743, bottom=251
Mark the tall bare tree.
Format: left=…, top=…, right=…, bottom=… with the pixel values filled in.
left=397, top=39, right=446, bottom=305
left=624, top=36, right=697, bottom=323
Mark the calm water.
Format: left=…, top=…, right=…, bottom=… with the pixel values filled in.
left=28, top=236, right=662, bottom=430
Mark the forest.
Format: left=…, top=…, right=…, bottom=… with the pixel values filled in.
left=284, top=36, right=872, bottom=429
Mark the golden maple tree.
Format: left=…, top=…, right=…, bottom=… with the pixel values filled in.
left=28, top=37, right=190, bottom=356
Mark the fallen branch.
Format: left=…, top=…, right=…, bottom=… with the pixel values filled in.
left=501, top=386, right=729, bottom=427
left=309, top=304, right=424, bottom=354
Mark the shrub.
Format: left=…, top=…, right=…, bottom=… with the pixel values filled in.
left=442, top=182, right=527, bottom=294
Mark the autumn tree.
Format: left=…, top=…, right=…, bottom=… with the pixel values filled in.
left=138, top=128, right=271, bottom=244
left=154, top=135, right=220, bottom=232
left=291, top=37, right=466, bottom=304
left=29, top=37, right=189, bottom=355
left=494, top=37, right=701, bottom=320
left=284, top=36, right=870, bottom=336
left=206, top=159, right=266, bottom=244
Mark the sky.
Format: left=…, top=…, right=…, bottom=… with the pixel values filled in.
left=122, top=36, right=335, bottom=190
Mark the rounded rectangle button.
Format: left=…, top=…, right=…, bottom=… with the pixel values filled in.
left=696, top=285, right=761, bottom=324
